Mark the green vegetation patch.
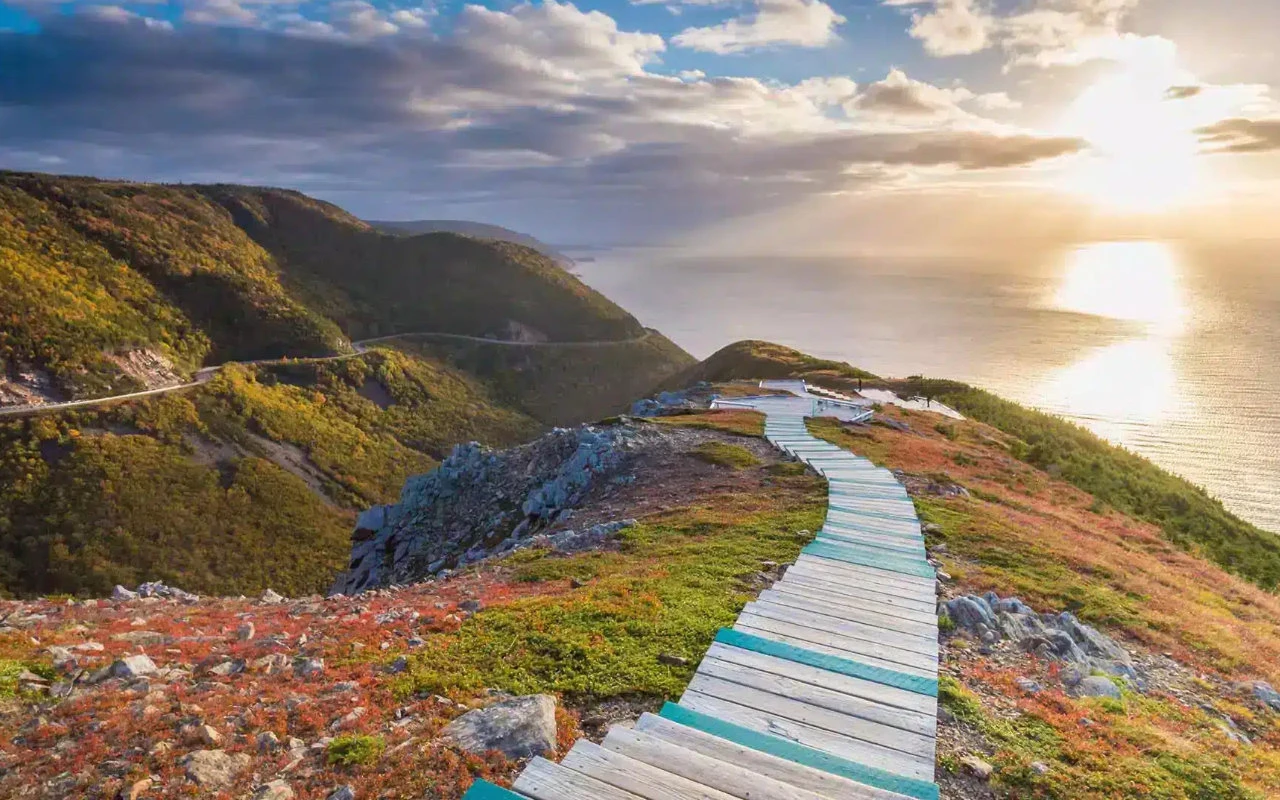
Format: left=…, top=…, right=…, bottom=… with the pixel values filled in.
left=400, top=487, right=825, bottom=701
left=665, top=340, right=877, bottom=392
left=328, top=735, right=386, bottom=767
left=0, top=659, right=54, bottom=698
left=692, top=442, right=763, bottom=469
left=910, top=379, right=1280, bottom=590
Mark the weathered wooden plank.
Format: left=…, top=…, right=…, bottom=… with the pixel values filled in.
left=602, top=725, right=843, bottom=800
left=744, top=601, right=937, bottom=660
left=634, top=713, right=925, bottom=800
left=514, top=757, right=647, bottom=800
left=678, top=689, right=934, bottom=782
left=707, top=641, right=936, bottom=715
left=825, top=503, right=919, bottom=522
left=768, top=581, right=938, bottom=625
left=790, top=556, right=937, bottom=596
left=757, top=590, right=937, bottom=639
left=685, top=673, right=935, bottom=765
left=803, top=542, right=935, bottom=580
left=823, top=512, right=922, bottom=536
left=735, top=617, right=936, bottom=679
left=735, top=613, right=937, bottom=676
left=698, top=654, right=936, bottom=737
left=803, top=542, right=934, bottom=581
left=561, top=740, right=739, bottom=800
left=816, top=531, right=924, bottom=555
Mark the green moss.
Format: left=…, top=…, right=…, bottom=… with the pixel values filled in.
left=401, top=493, right=825, bottom=701
left=327, top=735, right=386, bottom=767
left=0, top=659, right=53, bottom=697
left=692, top=442, right=763, bottom=469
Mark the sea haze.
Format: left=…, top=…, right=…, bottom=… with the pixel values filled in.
left=574, top=240, right=1280, bottom=535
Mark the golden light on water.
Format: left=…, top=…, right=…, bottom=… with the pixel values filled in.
left=1039, top=241, right=1186, bottom=437
left=1053, top=241, right=1186, bottom=333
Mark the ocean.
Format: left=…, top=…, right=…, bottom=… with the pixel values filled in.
left=573, top=240, right=1280, bottom=535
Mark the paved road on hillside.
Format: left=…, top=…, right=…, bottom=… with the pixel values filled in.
left=0, top=329, right=655, bottom=419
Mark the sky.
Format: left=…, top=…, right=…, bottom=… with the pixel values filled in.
left=3, top=0, right=1280, bottom=245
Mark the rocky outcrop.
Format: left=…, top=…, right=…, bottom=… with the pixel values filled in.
left=331, top=425, right=642, bottom=594
left=440, top=694, right=558, bottom=759
left=945, top=592, right=1143, bottom=691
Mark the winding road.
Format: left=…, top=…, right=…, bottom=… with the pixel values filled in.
left=0, top=329, right=656, bottom=419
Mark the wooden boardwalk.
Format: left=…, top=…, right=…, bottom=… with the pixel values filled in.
left=463, top=408, right=940, bottom=800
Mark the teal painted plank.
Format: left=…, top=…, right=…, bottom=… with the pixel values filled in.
left=827, top=505, right=919, bottom=523
left=715, top=629, right=937, bottom=697
left=658, top=703, right=939, bottom=800
left=463, top=780, right=526, bottom=800
left=805, top=541, right=936, bottom=580
left=817, top=532, right=925, bottom=556
left=811, top=537, right=929, bottom=566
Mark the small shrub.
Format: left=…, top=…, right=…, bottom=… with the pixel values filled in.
left=693, top=442, right=762, bottom=469
left=766, top=461, right=809, bottom=477
left=327, top=734, right=386, bottom=767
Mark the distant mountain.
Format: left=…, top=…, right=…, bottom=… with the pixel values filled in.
left=369, top=219, right=572, bottom=265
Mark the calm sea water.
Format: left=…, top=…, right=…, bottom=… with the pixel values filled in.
left=573, top=241, right=1280, bottom=534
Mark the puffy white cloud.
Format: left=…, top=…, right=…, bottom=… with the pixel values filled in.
left=672, top=0, right=845, bottom=54
left=903, top=0, right=993, bottom=57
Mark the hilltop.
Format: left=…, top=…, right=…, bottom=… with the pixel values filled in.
left=368, top=220, right=572, bottom=267
left=1, top=340, right=1279, bottom=799
left=0, top=171, right=693, bottom=598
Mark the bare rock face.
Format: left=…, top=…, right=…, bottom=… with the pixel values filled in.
left=332, top=425, right=641, bottom=594
left=440, top=694, right=558, bottom=759
left=181, top=749, right=251, bottom=789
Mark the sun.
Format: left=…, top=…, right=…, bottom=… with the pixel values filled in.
left=1056, top=65, right=1205, bottom=213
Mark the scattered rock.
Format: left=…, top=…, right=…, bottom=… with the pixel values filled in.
left=112, top=585, right=139, bottom=602
left=1015, top=677, right=1043, bottom=695
left=109, top=654, right=158, bottom=680
left=294, top=658, right=325, bottom=678
left=1077, top=676, right=1122, bottom=700
left=261, top=589, right=286, bottom=604
left=122, top=777, right=153, bottom=800
left=181, top=749, right=251, bottom=789
left=384, top=656, right=409, bottom=675
left=657, top=653, right=689, bottom=667
left=440, top=694, right=558, bottom=759
left=1251, top=681, right=1280, bottom=712
left=136, top=581, right=199, bottom=603
left=198, top=724, right=225, bottom=746
left=251, top=779, right=295, bottom=800
left=458, top=599, right=482, bottom=613
left=237, top=623, right=256, bottom=641
left=1030, top=761, right=1050, bottom=775
left=257, top=731, right=282, bottom=753
left=960, top=754, right=994, bottom=780
left=325, top=786, right=356, bottom=800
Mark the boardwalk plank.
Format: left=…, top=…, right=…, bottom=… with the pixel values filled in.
left=561, top=740, right=739, bottom=800
left=735, top=614, right=937, bottom=677
left=678, top=690, right=933, bottom=782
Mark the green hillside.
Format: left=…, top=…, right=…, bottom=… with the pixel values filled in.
left=0, top=348, right=539, bottom=597
left=0, top=170, right=692, bottom=597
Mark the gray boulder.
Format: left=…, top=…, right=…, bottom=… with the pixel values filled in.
left=181, top=749, right=251, bottom=789
left=1252, top=681, right=1280, bottom=711
left=109, top=654, right=158, bottom=679
left=440, top=694, right=558, bottom=759
left=946, top=596, right=996, bottom=631
left=1077, top=676, right=1122, bottom=700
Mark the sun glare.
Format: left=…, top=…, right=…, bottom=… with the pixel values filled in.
left=1053, top=241, right=1186, bottom=333
left=1057, top=67, right=1205, bottom=213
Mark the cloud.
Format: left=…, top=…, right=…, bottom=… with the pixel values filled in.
left=1197, top=118, right=1280, bottom=153
left=1165, top=85, right=1201, bottom=100
left=672, top=0, right=845, bottom=53
left=973, top=91, right=1021, bottom=110
left=855, top=69, right=974, bottom=116
left=887, top=0, right=1157, bottom=70
left=901, top=0, right=993, bottom=57
left=0, top=4, right=1084, bottom=235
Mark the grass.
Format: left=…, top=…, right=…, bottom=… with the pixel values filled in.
left=692, top=442, right=763, bottom=469
left=646, top=409, right=765, bottom=438
left=941, top=669, right=1275, bottom=799
left=663, top=340, right=878, bottom=392
left=0, top=659, right=53, bottom=698
left=399, top=482, right=825, bottom=701
left=906, top=378, right=1280, bottom=590
left=327, top=735, right=387, bottom=767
